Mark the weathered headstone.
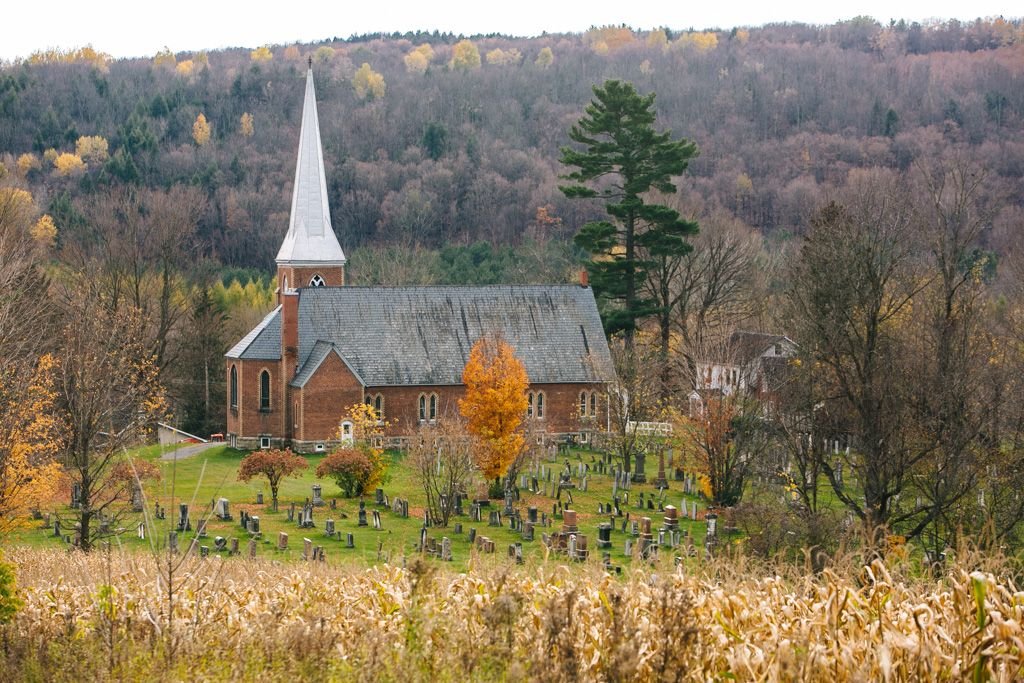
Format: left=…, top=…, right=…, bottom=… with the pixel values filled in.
left=372, top=510, right=381, bottom=530
left=527, top=506, right=538, bottom=523
left=215, top=498, right=231, bottom=521
left=441, top=536, right=452, bottom=561
left=53, top=519, right=61, bottom=537
left=468, top=528, right=477, bottom=543
left=488, top=510, right=500, bottom=527
left=249, top=515, right=261, bottom=534
left=278, top=531, right=288, bottom=550
left=287, top=503, right=295, bottom=523
left=454, top=522, right=463, bottom=534
left=303, top=537, right=312, bottom=560
left=522, top=521, right=534, bottom=541
left=312, top=484, right=325, bottom=507
left=471, top=503, right=481, bottom=522
left=357, top=501, right=368, bottom=527
left=71, top=483, right=82, bottom=509
left=214, top=536, right=227, bottom=551
left=375, top=488, right=385, bottom=505
left=137, top=521, right=146, bottom=540
left=325, top=519, right=335, bottom=536
left=229, top=537, right=239, bottom=555
left=597, top=523, right=612, bottom=549
left=131, top=483, right=144, bottom=512
left=177, top=503, right=190, bottom=532
left=196, top=518, right=208, bottom=538
left=168, top=531, right=178, bottom=553
left=200, top=545, right=210, bottom=558
left=256, top=492, right=264, bottom=505
left=345, top=533, right=355, bottom=549
left=248, top=538, right=257, bottom=559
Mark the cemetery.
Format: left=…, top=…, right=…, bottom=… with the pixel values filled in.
left=9, top=440, right=733, bottom=569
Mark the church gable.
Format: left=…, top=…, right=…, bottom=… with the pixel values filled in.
left=225, top=306, right=282, bottom=360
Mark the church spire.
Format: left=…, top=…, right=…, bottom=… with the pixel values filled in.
left=275, top=66, right=346, bottom=271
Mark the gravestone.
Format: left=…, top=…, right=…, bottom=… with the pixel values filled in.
left=249, top=515, right=260, bottom=534
left=214, top=536, right=227, bottom=551
left=312, top=484, right=325, bottom=507
left=71, top=483, right=81, bottom=509
left=375, top=488, right=385, bottom=505
left=522, top=521, right=534, bottom=542
left=168, top=531, right=178, bottom=554
left=229, top=537, right=239, bottom=555
left=419, top=528, right=428, bottom=553
left=200, top=545, right=209, bottom=558
left=177, top=504, right=190, bottom=532
left=277, top=531, right=288, bottom=550
left=513, top=542, right=524, bottom=565
left=240, top=510, right=249, bottom=529
left=301, top=503, right=315, bottom=528
left=441, top=537, right=452, bottom=561
left=471, top=504, right=481, bottom=522
left=287, top=503, right=295, bottom=523
left=137, top=521, right=146, bottom=540
left=215, top=498, right=231, bottom=521
left=345, top=533, right=355, bottom=549
left=468, top=528, right=477, bottom=544
left=454, top=522, right=463, bottom=534
left=597, top=523, right=612, bottom=549
left=303, top=537, right=312, bottom=560
left=372, top=510, right=382, bottom=530
left=330, top=498, right=337, bottom=510
left=706, top=513, right=718, bottom=539
left=528, top=507, right=538, bottom=523
left=562, top=509, right=578, bottom=534
left=131, top=483, right=144, bottom=512
left=357, top=501, right=368, bottom=527
left=488, top=510, right=500, bottom=527
left=256, top=492, right=264, bottom=505
left=196, top=519, right=208, bottom=538
left=248, top=538, right=257, bottom=559
left=325, top=519, right=335, bottom=536
left=53, top=519, right=61, bottom=537
left=454, top=493, right=464, bottom=517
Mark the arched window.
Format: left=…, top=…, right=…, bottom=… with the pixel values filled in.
left=579, top=391, right=587, bottom=417
left=309, top=274, right=325, bottom=287
left=536, top=391, right=545, bottom=419
left=527, top=392, right=535, bottom=418
left=374, top=394, right=384, bottom=420
left=429, top=393, right=437, bottom=421
left=259, top=370, right=271, bottom=411
left=230, top=365, right=238, bottom=409
left=589, top=392, right=597, bottom=417
left=419, top=394, right=426, bottom=422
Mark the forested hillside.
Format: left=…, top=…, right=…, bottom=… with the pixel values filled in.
left=2, top=18, right=1023, bottom=435
left=2, top=19, right=1023, bottom=270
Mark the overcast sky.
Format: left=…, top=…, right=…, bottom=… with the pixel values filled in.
left=3, top=0, right=1020, bottom=62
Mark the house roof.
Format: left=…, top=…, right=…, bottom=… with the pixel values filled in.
left=295, top=285, right=615, bottom=386
left=275, top=67, right=346, bottom=267
left=225, top=305, right=282, bottom=360
left=728, top=330, right=792, bottom=366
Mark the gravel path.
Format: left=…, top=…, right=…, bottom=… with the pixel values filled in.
left=159, top=441, right=223, bottom=461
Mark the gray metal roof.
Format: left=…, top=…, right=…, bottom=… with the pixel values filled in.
left=296, top=285, right=615, bottom=386
left=225, top=305, right=282, bottom=360
left=275, top=68, right=347, bottom=267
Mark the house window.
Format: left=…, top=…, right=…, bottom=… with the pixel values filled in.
left=259, top=370, right=271, bottom=411
left=259, top=436, right=271, bottom=449
left=536, top=391, right=545, bottom=419
left=229, top=365, right=238, bottom=409
left=528, top=392, right=535, bottom=418
left=309, top=274, right=325, bottom=287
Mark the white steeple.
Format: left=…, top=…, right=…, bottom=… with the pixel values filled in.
left=275, top=66, right=346, bottom=267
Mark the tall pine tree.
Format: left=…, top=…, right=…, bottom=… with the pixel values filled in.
left=560, top=80, right=698, bottom=352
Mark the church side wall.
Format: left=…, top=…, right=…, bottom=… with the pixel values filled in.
left=226, top=359, right=287, bottom=450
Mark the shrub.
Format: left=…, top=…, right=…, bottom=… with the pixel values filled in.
left=317, top=448, right=373, bottom=497
left=0, top=552, right=21, bottom=623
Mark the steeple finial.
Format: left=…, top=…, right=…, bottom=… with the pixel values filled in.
left=308, top=55, right=312, bottom=69
left=275, top=68, right=346, bottom=268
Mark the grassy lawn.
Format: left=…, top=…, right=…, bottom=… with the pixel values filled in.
left=8, top=443, right=714, bottom=569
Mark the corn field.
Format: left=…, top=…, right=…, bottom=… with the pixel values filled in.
left=1, top=548, right=1022, bottom=681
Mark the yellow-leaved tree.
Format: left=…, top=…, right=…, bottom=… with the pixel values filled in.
left=30, top=215, right=56, bottom=247
left=175, top=60, right=194, bottom=77
left=535, top=47, right=554, bottom=68
left=240, top=112, right=254, bottom=138
left=153, top=47, right=176, bottom=69
left=0, top=355, right=65, bottom=535
left=250, top=46, right=273, bottom=62
left=352, top=63, right=385, bottom=100
left=404, top=44, right=434, bottom=74
left=193, top=113, right=211, bottom=146
left=52, top=153, right=85, bottom=177
left=450, top=40, right=481, bottom=70
left=16, top=153, right=39, bottom=176
left=75, top=135, right=109, bottom=165
left=459, top=336, right=528, bottom=488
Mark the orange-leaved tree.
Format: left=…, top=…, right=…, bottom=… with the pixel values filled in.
left=237, top=448, right=307, bottom=511
left=459, top=336, right=528, bottom=489
left=0, top=354, right=65, bottom=535
left=331, top=402, right=388, bottom=494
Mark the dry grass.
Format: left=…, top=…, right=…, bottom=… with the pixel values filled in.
left=1, top=546, right=1022, bottom=681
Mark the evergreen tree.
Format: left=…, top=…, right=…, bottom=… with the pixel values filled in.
left=559, top=80, right=698, bottom=350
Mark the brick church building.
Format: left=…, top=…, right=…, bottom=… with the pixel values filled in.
left=225, top=67, right=615, bottom=452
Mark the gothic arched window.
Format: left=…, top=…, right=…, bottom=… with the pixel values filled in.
left=309, top=274, right=325, bottom=287
left=230, top=365, right=238, bottom=409
left=259, top=370, right=271, bottom=411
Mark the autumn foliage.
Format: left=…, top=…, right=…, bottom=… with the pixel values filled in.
left=237, top=448, right=307, bottom=511
left=459, top=337, right=528, bottom=482
left=316, top=448, right=373, bottom=498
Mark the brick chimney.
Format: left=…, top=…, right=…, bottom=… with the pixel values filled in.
left=579, top=269, right=589, bottom=288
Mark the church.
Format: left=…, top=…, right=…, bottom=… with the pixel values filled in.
left=225, top=67, right=615, bottom=452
